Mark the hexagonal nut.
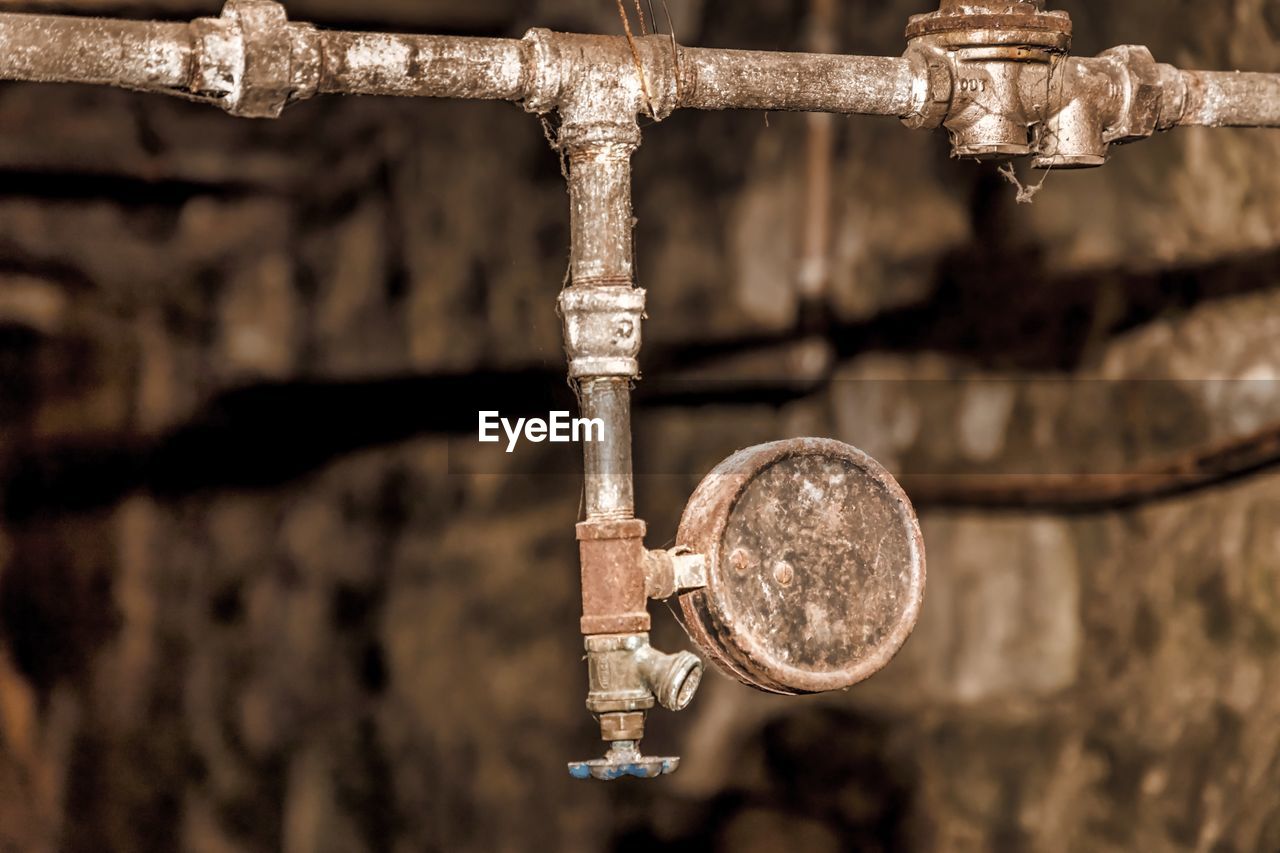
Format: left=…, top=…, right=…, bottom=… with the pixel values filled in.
left=1100, top=44, right=1165, bottom=142
left=599, top=712, right=645, bottom=742
left=223, top=0, right=295, bottom=118
left=901, top=45, right=953, bottom=131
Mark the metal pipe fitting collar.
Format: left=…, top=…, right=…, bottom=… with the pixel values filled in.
left=559, top=286, right=645, bottom=380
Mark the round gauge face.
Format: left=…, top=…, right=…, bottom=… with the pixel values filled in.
left=677, top=439, right=925, bottom=695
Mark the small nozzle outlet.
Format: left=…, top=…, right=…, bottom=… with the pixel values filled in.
left=637, top=647, right=704, bottom=712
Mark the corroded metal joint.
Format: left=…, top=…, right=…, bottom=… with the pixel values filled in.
left=559, top=286, right=645, bottom=379
left=520, top=28, right=679, bottom=127
left=905, top=0, right=1072, bottom=52
left=901, top=44, right=953, bottom=131
left=1097, top=46, right=1186, bottom=142
left=518, top=28, right=565, bottom=116
left=585, top=633, right=704, bottom=716
left=906, top=0, right=1071, bottom=159
left=191, top=0, right=320, bottom=118
left=577, top=518, right=649, bottom=635
left=644, top=548, right=708, bottom=600
left=1032, top=47, right=1186, bottom=169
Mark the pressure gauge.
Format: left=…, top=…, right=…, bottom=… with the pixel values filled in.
left=676, top=438, right=926, bottom=695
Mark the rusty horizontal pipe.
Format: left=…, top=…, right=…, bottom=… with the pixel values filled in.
left=677, top=49, right=915, bottom=116
left=903, top=419, right=1280, bottom=513
left=1179, top=70, right=1280, bottom=128
left=0, top=7, right=920, bottom=119
left=310, top=31, right=920, bottom=117
left=316, top=31, right=528, bottom=101
left=1, top=6, right=1280, bottom=138
left=0, top=12, right=192, bottom=91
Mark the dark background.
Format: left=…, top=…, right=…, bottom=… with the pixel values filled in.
left=1, top=1, right=1280, bottom=850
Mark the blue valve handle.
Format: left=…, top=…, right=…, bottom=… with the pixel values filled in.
left=568, top=743, right=679, bottom=780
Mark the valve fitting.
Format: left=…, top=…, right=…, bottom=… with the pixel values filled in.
left=904, top=0, right=1191, bottom=168
left=570, top=633, right=704, bottom=780
left=585, top=634, right=704, bottom=718
left=1032, top=46, right=1185, bottom=169
left=905, top=0, right=1072, bottom=159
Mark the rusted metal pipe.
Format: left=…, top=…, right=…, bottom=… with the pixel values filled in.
left=558, top=119, right=644, bottom=521
left=0, top=7, right=922, bottom=120
left=316, top=31, right=527, bottom=101
left=1, top=3, right=1280, bottom=141
left=904, top=419, right=1280, bottom=513
left=0, top=13, right=192, bottom=91
left=578, top=380, right=636, bottom=521
left=1179, top=71, right=1280, bottom=128
left=676, top=49, right=916, bottom=116
left=564, top=130, right=639, bottom=288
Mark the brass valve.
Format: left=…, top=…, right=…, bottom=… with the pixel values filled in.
left=903, top=0, right=1186, bottom=169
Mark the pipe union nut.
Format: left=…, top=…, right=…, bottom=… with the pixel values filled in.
left=559, top=286, right=646, bottom=379
left=193, top=0, right=320, bottom=118
left=1098, top=45, right=1178, bottom=142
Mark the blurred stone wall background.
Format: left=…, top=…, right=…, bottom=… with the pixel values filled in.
left=0, top=0, right=1279, bottom=850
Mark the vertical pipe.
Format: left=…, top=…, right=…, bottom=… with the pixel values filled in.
left=563, top=123, right=643, bottom=522
left=567, top=133, right=639, bottom=286
left=797, top=0, right=838, bottom=306
left=580, top=379, right=636, bottom=520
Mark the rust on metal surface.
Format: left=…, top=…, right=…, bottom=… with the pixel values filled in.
left=677, top=439, right=926, bottom=695
left=906, top=0, right=1071, bottom=51
left=7, top=0, right=1280, bottom=780
left=577, top=518, right=650, bottom=635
